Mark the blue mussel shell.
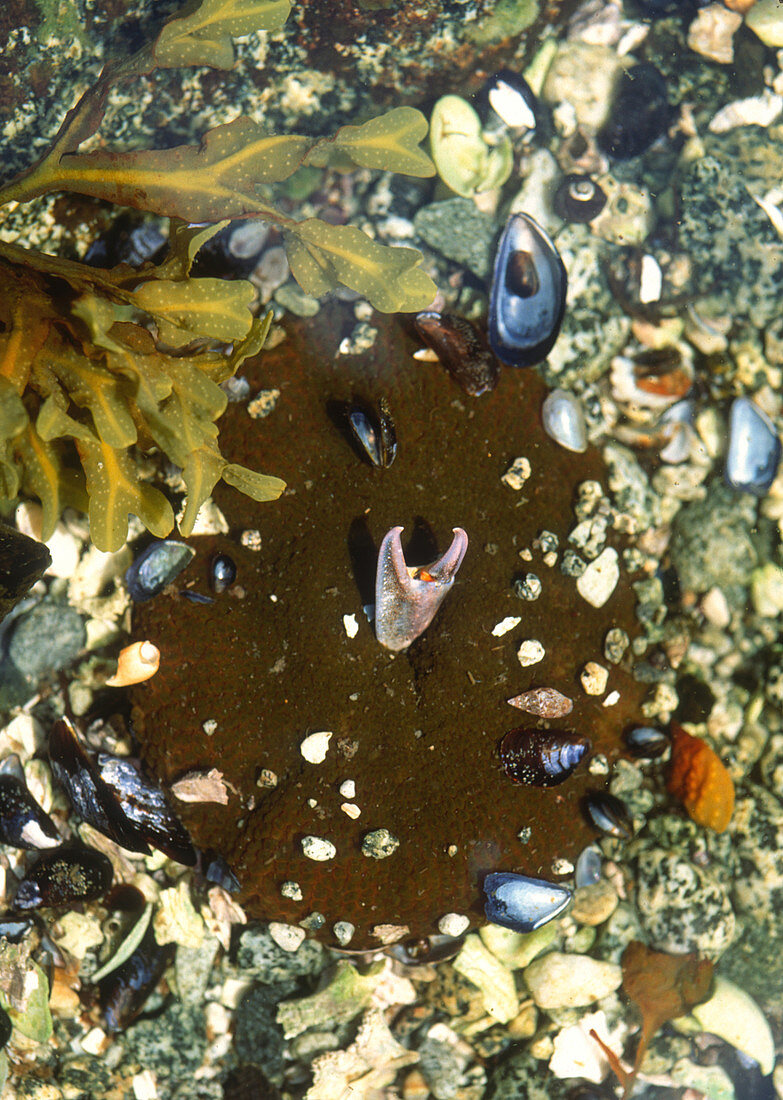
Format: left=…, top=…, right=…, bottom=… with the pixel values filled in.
left=488, top=213, right=567, bottom=367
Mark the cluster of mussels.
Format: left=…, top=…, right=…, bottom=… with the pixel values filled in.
left=0, top=712, right=207, bottom=1036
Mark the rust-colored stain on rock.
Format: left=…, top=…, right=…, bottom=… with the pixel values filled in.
left=131, top=306, right=647, bottom=949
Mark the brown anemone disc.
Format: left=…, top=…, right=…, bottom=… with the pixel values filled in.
left=130, top=304, right=648, bottom=950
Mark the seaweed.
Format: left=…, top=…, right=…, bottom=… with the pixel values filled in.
left=0, top=0, right=436, bottom=551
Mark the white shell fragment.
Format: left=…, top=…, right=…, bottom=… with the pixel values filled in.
left=576, top=548, right=619, bottom=608
left=269, top=922, right=307, bottom=952
left=492, top=616, right=522, bottom=637
left=453, top=934, right=519, bottom=1023
left=342, top=613, right=359, bottom=638
left=171, top=768, right=229, bottom=804
left=580, top=662, right=609, bottom=695
left=301, top=835, right=336, bottom=861
left=507, top=687, right=573, bottom=718
left=542, top=389, right=588, bottom=454
left=675, top=976, right=775, bottom=1075
left=106, top=640, right=160, bottom=687
left=300, top=730, right=333, bottom=764
left=709, top=92, right=783, bottom=133
left=341, top=802, right=361, bottom=819
left=638, top=253, right=663, bottom=304
left=333, top=921, right=355, bottom=946
left=438, top=912, right=470, bottom=938
left=517, top=639, right=545, bottom=667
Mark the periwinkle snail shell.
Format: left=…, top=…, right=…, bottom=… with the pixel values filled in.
left=488, top=213, right=567, bottom=368
left=498, top=727, right=590, bottom=787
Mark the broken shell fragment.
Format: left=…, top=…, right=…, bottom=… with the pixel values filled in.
left=488, top=213, right=567, bottom=368
left=484, top=871, right=572, bottom=933
left=506, top=687, right=573, bottom=718
left=106, top=641, right=160, bottom=687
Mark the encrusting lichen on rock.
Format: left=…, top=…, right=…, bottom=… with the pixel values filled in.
left=0, top=0, right=437, bottom=551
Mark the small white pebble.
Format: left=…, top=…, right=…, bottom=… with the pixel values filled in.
left=603, top=690, right=621, bottom=707
left=333, top=920, right=355, bottom=946
left=517, top=639, right=545, bottom=667
left=280, top=881, right=303, bottom=901
left=343, top=613, right=359, bottom=638
left=576, top=548, right=619, bottom=608
left=589, top=754, right=609, bottom=776
left=341, top=802, right=361, bottom=819
left=438, top=912, right=470, bottom=938
left=300, top=730, right=332, bottom=764
left=80, top=1027, right=106, bottom=1055
left=301, top=835, right=336, bottom=861
left=580, top=661, right=609, bottom=696
left=339, top=779, right=356, bottom=799
left=492, top=616, right=522, bottom=637
left=501, top=456, right=532, bottom=491
left=361, top=828, right=400, bottom=859
left=202, top=719, right=218, bottom=736
left=551, top=858, right=574, bottom=876
left=257, top=769, right=278, bottom=788
left=269, top=922, right=307, bottom=952
left=132, top=1070, right=158, bottom=1100
left=638, top=254, right=663, bottom=304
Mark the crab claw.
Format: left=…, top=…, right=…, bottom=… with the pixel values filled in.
left=374, top=526, right=468, bottom=652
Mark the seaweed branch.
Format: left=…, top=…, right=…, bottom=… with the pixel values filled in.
left=0, top=0, right=437, bottom=550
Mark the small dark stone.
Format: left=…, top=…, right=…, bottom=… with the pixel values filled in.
left=598, top=63, right=674, bottom=160
left=7, top=601, right=86, bottom=682
left=0, top=524, right=51, bottom=627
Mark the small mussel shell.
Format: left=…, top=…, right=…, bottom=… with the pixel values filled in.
left=125, top=539, right=195, bottom=602
left=541, top=389, right=588, bottom=454
left=725, top=396, right=782, bottom=497
left=13, top=844, right=113, bottom=910
left=499, top=727, right=590, bottom=787
left=553, top=174, right=607, bottom=223
left=414, top=312, right=499, bottom=397
left=484, top=871, right=572, bottom=933
left=583, top=791, right=634, bottom=839
left=97, top=755, right=197, bottom=866
left=388, top=933, right=465, bottom=966
left=624, top=725, right=669, bottom=759
left=0, top=773, right=61, bottom=850
left=475, top=69, right=539, bottom=135
left=100, top=922, right=176, bottom=1032
left=347, top=397, right=397, bottom=467
left=49, top=717, right=149, bottom=854
left=488, top=213, right=567, bottom=368
left=210, top=552, right=237, bottom=593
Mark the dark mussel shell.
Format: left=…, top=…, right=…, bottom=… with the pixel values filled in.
left=13, top=844, right=113, bottom=910
left=202, top=850, right=242, bottom=893
left=96, top=754, right=196, bottom=866
left=388, top=933, right=465, bottom=966
left=0, top=916, right=34, bottom=943
left=597, top=63, right=674, bottom=161
left=100, top=921, right=176, bottom=1032
left=0, top=523, right=51, bottom=627
left=0, top=769, right=61, bottom=850
left=484, top=871, right=572, bottom=933
left=125, top=539, right=195, bottom=603
left=49, top=717, right=149, bottom=854
left=210, top=552, right=238, bottom=594
left=474, top=69, right=539, bottom=136
left=414, top=311, right=499, bottom=397
left=83, top=219, right=167, bottom=270
left=498, top=727, right=590, bottom=787
left=624, top=725, right=670, bottom=759
left=0, top=1006, right=10, bottom=1050
left=583, top=791, right=634, bottom=839
left=346, top=398, right=397, bottom=467
left=488, top=214, right=567, bottom=368
left=553, top=174, right=607, bottom=224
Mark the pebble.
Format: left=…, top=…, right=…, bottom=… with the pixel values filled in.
left=516, top=639, right=545, bottom=667
left=8, top=601, right=86, bottom=682
left=268, top=922, right=307, bottom=952
left=501, top=456, right=532, bottom=491
left=687, top=3, right=742, bottom=63
left=453, top=934, right=518, bottom=1023
left=745, top=0, right=783, bottom=46
left=342, top=613, right=359, bottom=638
left=300, top=731, right=332, bottom=764
left=709, top=92, right=783, bottom=133
left=635, top=846, right=735, bottom=957
left=361, top=828, right=399, bottom=859
left=580, top=661, right=609, bottom=695
left=571, top=880, right=618, bottom=926
left=576, top=547, right=619, bottom=608
left=437, top=912, right=470, bottom=938
left=523, top=951, right=622, bottom=1009
left=301, top=836, right=336, bottom=861
left=675, top=975, right=775, bottom=1075
left=491, top=616, right=521, bottom=637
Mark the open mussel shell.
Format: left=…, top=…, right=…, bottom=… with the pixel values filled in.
left=0, top=770, right=61, bottom=850
left=125, top=539, right=195, bottom=603
left=49, top=717, right=196, bottom=864
left=100, top=921, right=176, bottom=1032
left=346, top=397, right=397, bottom=468
left=498, top=727, right=590, bottom=787
left=414, top=311, right=499, bottom=397
left=96, top=754, right=196, bottom=866
left=484, top=871, right=572, bottom=933
left=49, top=717, right=149, bottom=854
left=488, top=213, right=567, bottom=368
left=13, top=844, right=113, bottom=910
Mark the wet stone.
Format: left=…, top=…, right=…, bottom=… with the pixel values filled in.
left=233, top=986, right=287, bottom=1084
left=6, top=601, right=86, bottom=683
left=634, top=847, right=735, bottom=959
left=122, top=1003, right=206, bottom=1090
left=413, top=198, right=495, bottom=279
left=234, top=924, right=324, bottom=983
left=669, top=482, right=763, bottom=597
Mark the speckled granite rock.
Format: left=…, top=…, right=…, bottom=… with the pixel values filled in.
left=669, top=482, right=765, bottom=598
